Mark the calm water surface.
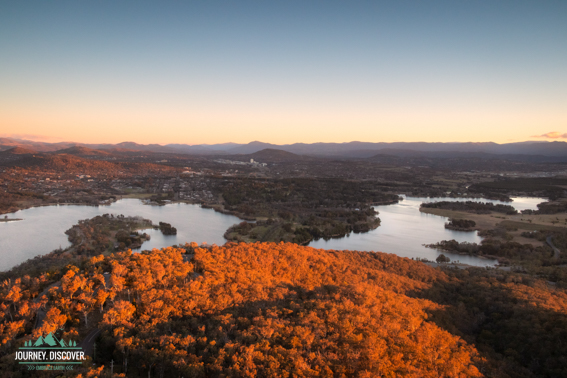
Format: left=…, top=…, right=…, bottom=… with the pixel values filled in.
left=309, top=196, right=546, bottom=267
left=0, top=196, right=546, bottom=271
left=0, top=199, right=241, bottom=271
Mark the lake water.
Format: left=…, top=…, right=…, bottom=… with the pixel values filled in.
left=309, top=196, right=546, bottom=267
left=0, top=196, right=546, bottom=271
left=0, top=199, right=241, bottom=272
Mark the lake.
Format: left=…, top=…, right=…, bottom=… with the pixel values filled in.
left=0, top=196, right=546, bottom=271
left=309, top=196, right=546, bottom=266
left=0, top=199, right=241, bottom=272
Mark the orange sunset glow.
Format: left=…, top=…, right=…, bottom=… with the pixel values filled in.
left=1, top=1, right=565, bottom=145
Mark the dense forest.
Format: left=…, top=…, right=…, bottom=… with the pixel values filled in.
left=469, top=178, right=567, bottom=200
left=445, top=219, right=477, bottom=231
left=212, top=177, right=399, bottom=242
left=523, top=201, right=567, bottom=214
left=421, top=201, right=517, bottom=215
left=1, top=242, right=566, bottom=377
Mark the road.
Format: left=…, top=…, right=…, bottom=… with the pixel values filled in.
left=80, top=327, right=101, bottom=357
left=546, top=236, right=561, bottom=259
left=33, top=281, right=60, bottom=329
left=33, top=273, right=108, bottom=356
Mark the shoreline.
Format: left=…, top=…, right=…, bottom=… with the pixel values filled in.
left=423, top=261, right=509, bottom=270
left=0, top=200, right=117, bottom=217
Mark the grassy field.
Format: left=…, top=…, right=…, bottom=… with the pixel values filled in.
left=121, top=192, right=154, bottom=199
left=419, top=207, right=504, bottom=229
left=498, top=220, right=567, bottom=232
left=420, top=207, right=567, bottom=248
left=421, top=207, right=567, bottom=227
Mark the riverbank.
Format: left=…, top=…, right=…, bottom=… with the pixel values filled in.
left=423, top=261, right=510, bottom=270
left=0, top=198, right=242, bottom=272
left=420, top=205, right=566, bottom=248
left=2, top=195, right=532, bottom=271
left=0, top=198, right=119, bottom=216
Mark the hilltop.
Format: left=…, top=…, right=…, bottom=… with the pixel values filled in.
left=1, top=241, right=566, bottom=377
left=53, top=146, right=111, bottom=156
left=1, top=153, right=118, bottom=171
left=0, top=153, right=176, bottom=174
left=240, top=148, right=316, bottom=162
left=0, top=242, right=480, bottom=376
left=0, top=147, right=37, bottom=155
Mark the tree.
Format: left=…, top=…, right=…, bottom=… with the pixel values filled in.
left=102, top=300, right=135, bottom=328
left=35, top=308, right=66, bottom=337
left=95, top=290, right=109, bottom=313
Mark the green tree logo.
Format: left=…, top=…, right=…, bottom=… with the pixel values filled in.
left=24, top=332, right=78, bottom=348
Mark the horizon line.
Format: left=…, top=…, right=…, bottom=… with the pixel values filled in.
left=0, top=137, right=560, bottom=147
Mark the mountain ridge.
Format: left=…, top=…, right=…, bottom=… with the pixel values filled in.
left=1, top=137, right=567, bottom=159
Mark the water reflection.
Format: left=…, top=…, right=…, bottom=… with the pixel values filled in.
left=0, top=195, right=547, bottom=271
left=0, top=199, right=241, bottom=271
left=309, top=196, right=546, bottom=267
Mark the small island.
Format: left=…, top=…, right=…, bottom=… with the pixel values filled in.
left=445, top=218, right=477, bottom=231
left=158, top=221, right=177, bottom=235
left=421, top=201, right=517, bottom=215
left=65, top=214, right=155, bottom=253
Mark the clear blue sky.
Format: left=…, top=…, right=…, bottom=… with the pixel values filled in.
left=1, top=0, right=566, bottom=145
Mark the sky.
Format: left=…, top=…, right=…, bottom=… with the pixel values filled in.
left=0, top=0, right=566, bottom=145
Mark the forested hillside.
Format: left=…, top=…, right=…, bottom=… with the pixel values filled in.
left=1, top=243, right=566, bottom=377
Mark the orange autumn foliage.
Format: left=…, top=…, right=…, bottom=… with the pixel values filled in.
left=3, top=241, right=567, bottom=376
left=84, top=243, right=481, bottom=377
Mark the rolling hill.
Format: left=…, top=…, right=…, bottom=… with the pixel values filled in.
left=53, top=146, right=111, bottom=156
left=3, top=242, right=565, bottom=376
left=0, top=147, right=37, bottom=155
left=2, top=137, right=567, bottom=160
left=237, top=148, right=317, bottom=162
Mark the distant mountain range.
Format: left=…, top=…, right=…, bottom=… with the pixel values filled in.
left=1, top=137, right=567, bottom=160
left=233, top=148, right=318, bottom=163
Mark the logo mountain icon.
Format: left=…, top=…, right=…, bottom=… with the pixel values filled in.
left=33, top=336, right=44, bottom=346
left=25, top=332, right=79, bottom=348
left=43, top=333, right=58, bottom=346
